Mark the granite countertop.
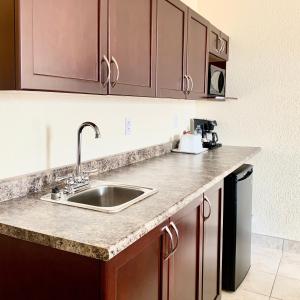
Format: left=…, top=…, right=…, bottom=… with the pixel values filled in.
left=0, top=146, right=260, bottom=261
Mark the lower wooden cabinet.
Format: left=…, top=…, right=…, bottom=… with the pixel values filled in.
left=202, top=181, right=224, bottom=300
left=0, top=181, right=224, bottom=300
left=169, top=197, right=203, bottom=300
left=103, top=220, right=169, bottom=300
left=109, top=181, right=223, bottom=300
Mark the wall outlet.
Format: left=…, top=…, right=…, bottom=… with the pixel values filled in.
left=125, top=118, right=132, bottom=136
left=173, top=115, right=179, bottom=130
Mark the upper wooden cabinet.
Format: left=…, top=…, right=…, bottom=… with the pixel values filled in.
left=156, top=0, right=209, bottom=100
left=209, top=24, right=229, bottom=61
left=0, top=0, right=229, bottom=99
left=156, top=0, right=188, bottom=99
left=0, top=1, right=15, bottom=90
left=186, top=9, right=209, bottom=99
left=108, top=0, right=157, bottom=97
left=17, top=0, right=108, bottom=94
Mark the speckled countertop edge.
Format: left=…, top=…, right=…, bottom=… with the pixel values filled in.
left=0, top=146, right=261, bottom=261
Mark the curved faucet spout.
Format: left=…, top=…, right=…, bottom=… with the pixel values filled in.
left=76, top=122, right=100, bottom=177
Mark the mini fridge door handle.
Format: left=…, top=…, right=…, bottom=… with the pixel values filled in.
left=237, top=169, right=253, bottom=182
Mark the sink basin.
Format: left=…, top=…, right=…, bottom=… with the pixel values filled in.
left=40, top=181, right=157, bottom=213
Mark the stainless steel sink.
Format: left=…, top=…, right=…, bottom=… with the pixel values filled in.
left=40, top=181, right=157, bottom=213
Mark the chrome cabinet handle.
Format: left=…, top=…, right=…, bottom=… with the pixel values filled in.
left=169, top=222, right=179, bottom=254
left=110, top=56, right=120, bottom=87
left=220, top=39, right=225, bottom=53
left=162, top=225, right=175, bottom=261
left=218, top=37, right=226, bottom=54
left=222, top=39, right=226, bottom=53
left=187, top=75, right=194, bottom=93
left=217, top=36, right=223, bottom=53
left=203, top=196, right=212, bottom=221
left=183, top=75, right=190, bottom=94
left=101, top=55, right=111, bottom=87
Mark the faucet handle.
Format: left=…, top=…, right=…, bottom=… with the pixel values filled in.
left=82, top=169, right=99, bottom=176
left=55, top=174, right=74, bottom=183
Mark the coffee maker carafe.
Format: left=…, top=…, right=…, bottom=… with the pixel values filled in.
left=193, top=119, right=222, bottom=149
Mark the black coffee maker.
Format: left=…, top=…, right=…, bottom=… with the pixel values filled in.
left=193, top=119, right=222, bottom=149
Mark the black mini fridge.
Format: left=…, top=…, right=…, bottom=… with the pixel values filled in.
left=222, top=164, right=253, bottom=291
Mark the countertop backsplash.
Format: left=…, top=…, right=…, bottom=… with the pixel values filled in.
left=0, top=142, right=172, bottom=203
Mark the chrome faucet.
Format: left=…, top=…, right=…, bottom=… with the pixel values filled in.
left=76, top=122, right=100, bottom=177
left=55, top=122, right=100, bottom=195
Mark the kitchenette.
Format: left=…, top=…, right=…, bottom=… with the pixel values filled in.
left=1, top=0, right=299, bottom=299
left=0, top=140, right=259, bottom=299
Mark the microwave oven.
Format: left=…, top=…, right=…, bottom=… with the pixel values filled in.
left=208, top=64, right=226, bottom=97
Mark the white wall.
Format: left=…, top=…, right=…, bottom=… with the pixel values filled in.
left=182, top=0, right=199, bottom=11
left=0, top=91, right=198, bottom=179
left=197, top=0, right=300, bottom=241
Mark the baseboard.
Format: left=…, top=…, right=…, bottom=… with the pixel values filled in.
left=252, top=233, right=300, bottom=254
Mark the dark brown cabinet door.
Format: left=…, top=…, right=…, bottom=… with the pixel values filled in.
left=202, top=181, right=224, bottom=300
left=105, top=221, right=170, bottom=300
left=209, top=24, right=229, bottom=61
left=108, top=0, right=156, bottom=97
left=186, top=10, right=209, bottom=99
left=156, top=0, right=188, bottom=99
left=17, top=0, right=108, bottom=94
left=0, top=0, right=15, bottom=90
left=169, top=197, right=203, bottom=300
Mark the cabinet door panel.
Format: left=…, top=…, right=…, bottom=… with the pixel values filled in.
left=116, top=239, right=161, bottom=300
left=170, top=197, right=203, bottom=300
left=33, top=0, right=98, bottom=81
left=109, top=0, right=156, bottom=96
left=157, top=0, right=187, bottom=99
left=187, top=11, right=208, bottom=99
left=105, top=221, right=169, bottom=300
left=0, top=0, right=15, bottom=89
left=18, top=0, right=107, bottom=94
left=202, top=181, right=224, bottom=300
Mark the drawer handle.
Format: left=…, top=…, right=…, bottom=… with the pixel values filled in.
left=170, top=222, right=179, bottom=254
left=110, top=56, right=120, bottom=87
left=162, top=225, right=175, bottom=261
left=101, top=55, right=111, bottom=87
left=203, top=196, right=212, bottom=221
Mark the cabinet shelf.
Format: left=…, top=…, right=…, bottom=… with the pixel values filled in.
left=200, top=96, right=238, bottom=101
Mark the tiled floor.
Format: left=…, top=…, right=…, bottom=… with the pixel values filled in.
left=222, top=235, right=300, bottom=300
